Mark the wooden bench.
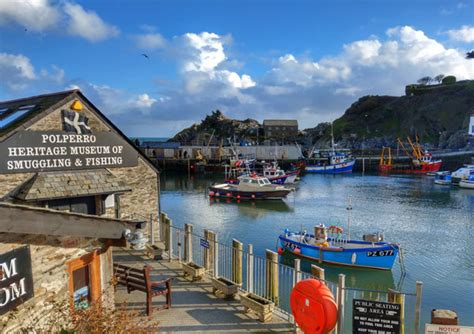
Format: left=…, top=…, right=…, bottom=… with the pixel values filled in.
left=113, top=263, right=172, bottom=316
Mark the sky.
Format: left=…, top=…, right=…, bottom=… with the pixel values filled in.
left=0, top=0, right=473, bottom=137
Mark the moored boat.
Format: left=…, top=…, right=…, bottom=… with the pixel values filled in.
left=262, top=161, right=300, bottom=184
left=451, top=164, right=474, bottom=185
left=459, top=174, right=474, bottom=189
left=304, top=122, right=355, bottom=174
left=379, top=138, right=442, bottom=174
left=209, top=175, right=293, bottom=200
left=278, top=226, right=399, bottom=270
left=434, top=171, right=452, bottom=185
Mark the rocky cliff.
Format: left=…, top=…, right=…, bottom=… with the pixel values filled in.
left=170, top=110, right=260, bottom=145
left=305, top=80, right=474, bottom=150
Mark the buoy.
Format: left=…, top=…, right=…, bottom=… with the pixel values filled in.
left=236, top=195, right=241, bottom=199
left=277, top=247, right=283, bottom=255
left=209, top=191, right=215, bottom=197
left=251, top=194, right=256, bottom=199
left=290, top=279, right=338, bottom=334
left=215, top=192, right=220, bottom=197
left=294, top=247, right=301, bottom=255
left=226, top=192, right=232, bottom=197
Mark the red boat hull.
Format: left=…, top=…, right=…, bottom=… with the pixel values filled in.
left=379, top=160, right=442, bottom=174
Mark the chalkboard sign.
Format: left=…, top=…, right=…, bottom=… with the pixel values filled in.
left=353, top=299, right=401, bottom=334
left=200, top=239, right=210, bottom=249
left=0, top=246, right=34, bottom=315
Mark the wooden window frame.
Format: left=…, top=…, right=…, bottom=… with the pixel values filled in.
left=66, top=250, right=101, bottom=311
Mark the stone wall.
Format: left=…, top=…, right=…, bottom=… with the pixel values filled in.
left=110, top=157, right=159, bottom=233
left=0, top=173, right=32, bottom=200
left=0, top=234, right=113, bottom=333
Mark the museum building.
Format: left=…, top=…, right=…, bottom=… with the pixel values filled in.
left=0, top=90, right=160, bottom=331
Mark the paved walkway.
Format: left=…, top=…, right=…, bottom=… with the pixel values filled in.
left=113, top=248, right=294, bottom=333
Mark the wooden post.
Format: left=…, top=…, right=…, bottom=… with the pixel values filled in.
left=294, top=259, right=301, bottom=286
left=414, top=281, right=423, bottom=334
left=213, top=233, right=219, bottom=278
left=159, top=212, right=168, bottom=241
left=311, top=264, right=325, bottom=281
left=163, top=217, right=172, bottom=262
left=184, top=224, right=193, bottom=263
left=232, top=239, right=243, bottom=285
left=388, top=289, right=405, bottom=334
left=203, top=230, right=216, bottom=275
left=336, top=274, right=345, bottom=334
left=265, top=249, right=279, bottom=303
left=247, top=244, right=254, bottom=293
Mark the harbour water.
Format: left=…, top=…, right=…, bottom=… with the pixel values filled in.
left=160, top=172, right=474, bottom=325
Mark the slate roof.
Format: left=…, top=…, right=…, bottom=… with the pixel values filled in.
left=263, top=119, right=298, bottom=127
left=15, top=169, right=132, bottom=201
left=0, top=90, right=74, bottom=137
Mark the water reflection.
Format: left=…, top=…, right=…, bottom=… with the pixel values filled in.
left=279, top=252, right=399, bottom=291
left=209, top=198, right=294, bottom=218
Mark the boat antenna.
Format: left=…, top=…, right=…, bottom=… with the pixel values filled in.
left=331, top=122, right=335, bottom=155
left=346, top=196, right=352, bottom=240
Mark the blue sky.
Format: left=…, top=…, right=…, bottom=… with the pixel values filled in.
left=1, top=0, right=473, bottom=136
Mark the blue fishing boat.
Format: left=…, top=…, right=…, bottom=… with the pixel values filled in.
left=278, top=227, right=399, bottom=270
left=305, top=153, right=355, bottom=174
left=304, top=122, right=355, bottom=174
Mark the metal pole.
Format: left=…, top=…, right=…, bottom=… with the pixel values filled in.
left=247, top=244, right=254, bottom=293
left=232, top=239, right=243, bottom=285
left=336, top=274, right=345, bottom=334
left=149, top=213, right=154, bottom=245
left=414, top=281, right=423, bottom=334
left=177, top=229, right=181, bottom=263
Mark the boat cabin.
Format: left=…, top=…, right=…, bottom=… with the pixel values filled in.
left=239, top=176, right=272, bottom=186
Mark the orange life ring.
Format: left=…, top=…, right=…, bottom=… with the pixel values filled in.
left=328, top=225, right=343, bottom=234
left=290, top=279, right=338, bottom=334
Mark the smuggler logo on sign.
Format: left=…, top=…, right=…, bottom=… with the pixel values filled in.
left=353, top=299, right=401, bottom=334
left=0, top=246, right=34, bottom=315
left=0, top=131, right=138, bottom=173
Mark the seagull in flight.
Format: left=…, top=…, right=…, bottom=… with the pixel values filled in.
left=142, top=53, right=150, bottom=60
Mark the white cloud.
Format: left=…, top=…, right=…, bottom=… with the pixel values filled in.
left=63, top=3, right=119, bottom=42
left=447, top=25, right=474, bottom=43
left=0, top=0, right=60, bottom=31
left=135, top=93, right=157, bottom=108
left=0, top=1, right=119, bottom=42
left=0, top=53, right=36, bottom=91
left=133, top=33, right=167, bottom=49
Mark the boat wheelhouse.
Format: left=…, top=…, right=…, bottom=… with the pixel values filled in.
left=451, top=165, right=474, bottom=185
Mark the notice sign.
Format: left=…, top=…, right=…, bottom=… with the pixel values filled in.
left=0, top=131, right=138, bottom=173
left=353, top=299, right=401, bottom=334
left=426, top=324, right=474, bottom=334
left=0, top=246, right=34, bottom=315
left=200, top=239, right=210, bottom=249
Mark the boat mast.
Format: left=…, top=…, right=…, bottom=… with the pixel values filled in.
left=331, top=122, right=335, bottom=155
left=347, top=196, right=352, bottom=240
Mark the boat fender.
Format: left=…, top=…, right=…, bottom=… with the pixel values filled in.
left=236, top=195, right=241, bottom=199
left=215, top=192, right=220, bottom=197
left=294, top=247, right=301, bottom=255
left=290, top=279, right=337, bottom=334
left=277, top=247, right=283, bottom=255
left=351, top=253, right=357, bottom=264
left=209, top=191, right=215, bottom=197
left=226, top=192, right=232, bottom=197
left=251, top=194, right=256, bottom=199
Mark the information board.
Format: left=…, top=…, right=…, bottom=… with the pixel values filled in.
left=0, top=246, right=34, bottom=315
left=353, top=299, right=401, bottom=334
left=200, top=239, right=210, bottom=249
left=425, top=324, right=474, bottom=334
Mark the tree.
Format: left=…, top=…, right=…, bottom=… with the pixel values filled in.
left=434, top=74, right=445, bottom=83
left=466, top=51, right=474, bottom=59
left=417, top=76, right=432, bottom=85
